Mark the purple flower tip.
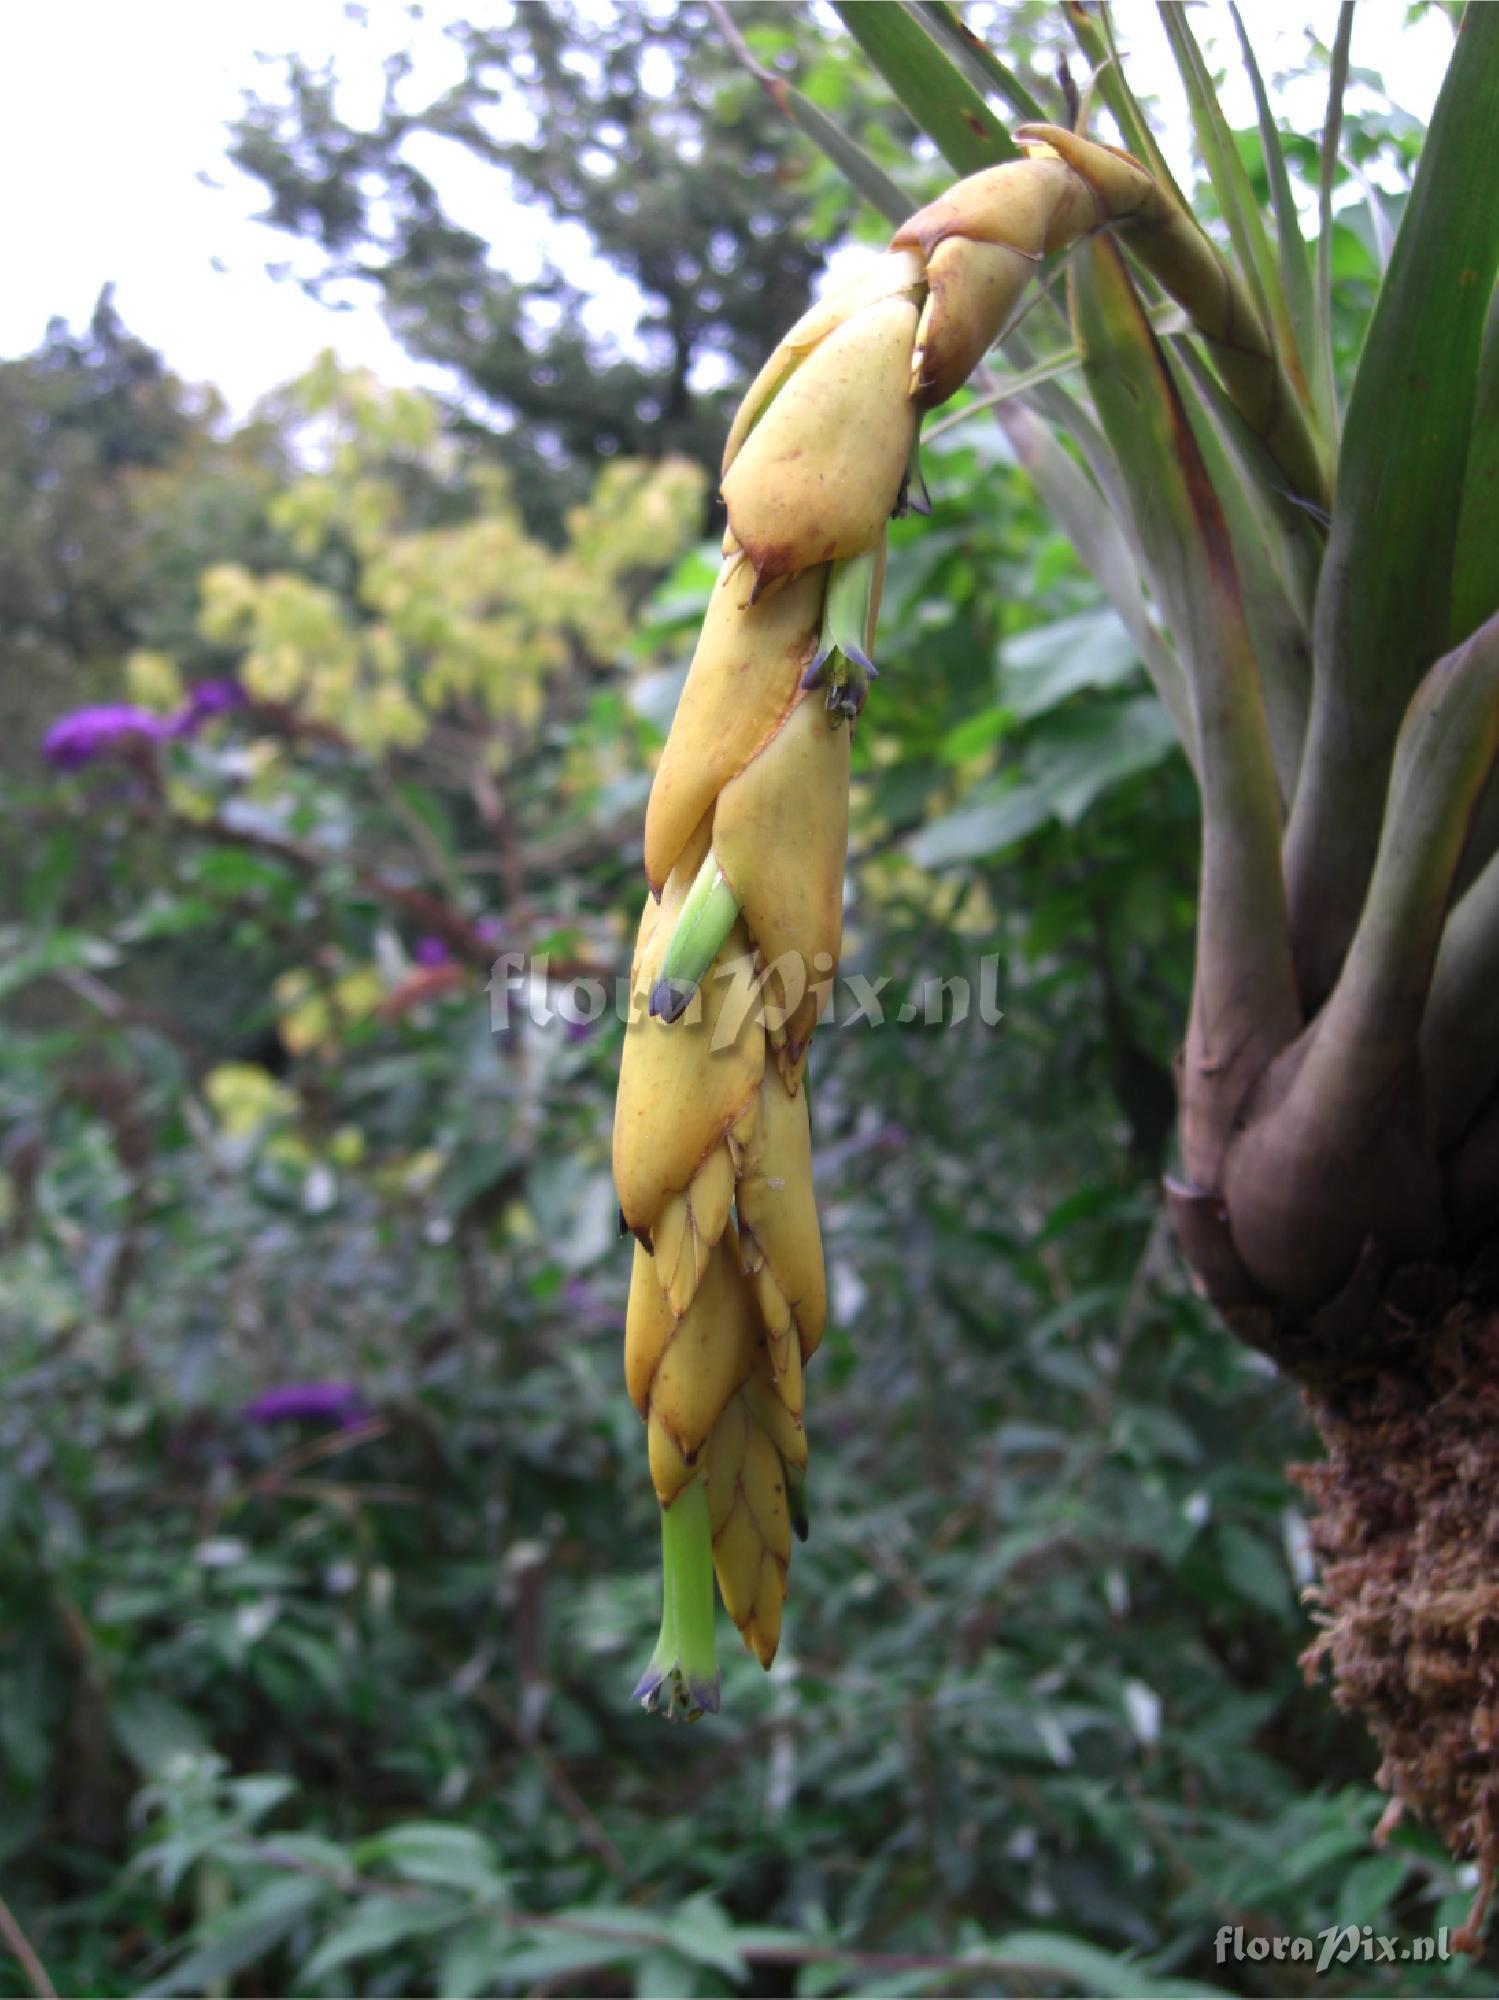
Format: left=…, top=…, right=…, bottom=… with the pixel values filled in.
left=687, top=1673, right=722, bottom=1716
left=240, top=1382, right=369, bottom=1429
left=42, top=705, right=168, bottom=770
left=185, top=678, right=247, bottom=722
left=165, top=679, right=248, bottom=740
left=631, top=1665, right=667, bottom=1706
left=413, top=936, right=452, bottom=968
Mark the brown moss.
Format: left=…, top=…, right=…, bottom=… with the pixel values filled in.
left=1295, top=1307, right=1499, bottom=1951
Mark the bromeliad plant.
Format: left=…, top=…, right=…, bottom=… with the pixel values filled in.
left=613, top=0, right=1499, bottom=1919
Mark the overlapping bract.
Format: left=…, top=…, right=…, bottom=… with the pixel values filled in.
left=614, top=127, right=1226, bottom=1703
left=616, top=561, right=836, bottom=1680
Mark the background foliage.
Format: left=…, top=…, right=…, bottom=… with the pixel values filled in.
left=0, top=4, right=1489, bottom=1995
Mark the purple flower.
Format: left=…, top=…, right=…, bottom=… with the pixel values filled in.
left=189, top=678, right=246, bottom=716
left=171, top=679, right=247, bottom=735
left=164, top=679, right=247, bottom=741
left=240, top=1382, right=369, bottom=1429
left=42, top=705, right=168, bottom=770
left=414, top=919, right=501, bottom=967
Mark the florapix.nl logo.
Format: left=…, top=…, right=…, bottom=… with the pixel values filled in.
left=1215, top=1924, right=1451, bottom=1974
left=488, top=949, right=1006, bottom=1045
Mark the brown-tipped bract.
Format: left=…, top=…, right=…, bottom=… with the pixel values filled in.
left=642, top=564, right=824, bottom=895
left=721, top=295, right=920, bottom=594
left=713, top=690, right=850, bottom=1074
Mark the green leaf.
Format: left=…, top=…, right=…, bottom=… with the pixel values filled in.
left=438, top=1919, right=510, bottom=2000
left=1002, top=608, right=1141, bottom=721
left=1338, top=1852, right=1411, bottom=1928
left=1168, top=340, right=1315, bottom=802
left=1450, top=278, right=1499, bottom=648
left=1027, top=696, right=1179, bottom=825
left=1228, top=3, right=1324, bottom=428
left=1215, top=1522, right=1292, bottom=1618
left=1070, top=235, right=1299, bottom=1183
left=939, top=704, right=1013, bottom=763
left=909, top=685, right=1176, bottom=871
left=990, top=1929, right=1232, bottom=1998
left=493, top=1923, right=657, bottom=1985
left=833, top=1, right=1019, bottom=177
left=1157, top=7, right=1291, bottom=379
left=1270, top=1818, right=1378, bottom=1890
left=145, top=1877, right=326, bottom=1996
left=777, top=87, right=914, bottom=224
left=633, top=1947, right=702, bottom=1998
left=991, top=400, right=1195, bottom=759
left=20, top=828, right=80, bottom=924
left=913, top=3, right=1046, bottom=124
left=298, top=1891, right=462, bottom=1985
left=1314, top=5, right=1356, bottom=427
left=707, top=12, right=913, bottom=227
left=924, top=344, right=1090, bottom=438
left=906, top=784, right=1052, bottom=868
left=663, top=1895, right=749, bottom=1981
left=1286, top=0, right=1499, bottom=997
left=0, top=926, right=120, bottom=1002
left=355, top=1820, right=506, bottom=1896
left=1060, top=4, right=1187, bottom=208
left=925, top=303, right=1189, bottom=446
left=110, top=1690, right=209, bottom=1776
left=1157, top=49, right=1329, bottom=505
left=1154, top=4, right=1327, bottom=473
left=507, top=1939, right=643, bottom=1980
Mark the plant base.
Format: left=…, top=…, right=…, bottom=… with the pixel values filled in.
left=1292, top=1276, right=1499, bottom=1953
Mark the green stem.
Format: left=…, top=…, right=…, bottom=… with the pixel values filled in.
left=633, top=1476, right=720, bottom=1721
left=633, top=1509, right=678, bottom=1703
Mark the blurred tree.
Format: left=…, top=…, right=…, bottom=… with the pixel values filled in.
left=0, top=292, right=298, bottom=701
left=0, top=290, right=198, bottom=689
left=0, top=299, right=293, bottom=963
left=229, top=2, right=846, bottom=531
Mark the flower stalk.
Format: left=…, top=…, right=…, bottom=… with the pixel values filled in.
left=633, top=1475, right=721, bottom=1722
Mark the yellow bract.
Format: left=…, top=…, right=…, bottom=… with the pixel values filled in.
left=722, top=295, right=919, bottom=594
left=714, top=691, right=851, bottom=1077
left=642, top=562, right=824, bottom=895
left=613, top=876, right=764, bottom=1243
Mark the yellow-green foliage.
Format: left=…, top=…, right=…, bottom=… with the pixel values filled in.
left=124, top=648, right=185, bottom=713
left=192, top=358, right=704, bottom=755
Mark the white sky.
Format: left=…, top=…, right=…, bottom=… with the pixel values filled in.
left=0, top=2, right=1457, bottom=416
